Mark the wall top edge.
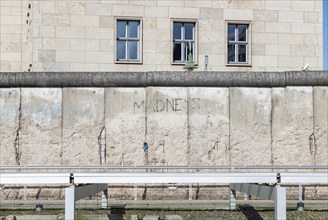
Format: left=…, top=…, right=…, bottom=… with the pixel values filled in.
left=0, top=71, right=327, bottom=88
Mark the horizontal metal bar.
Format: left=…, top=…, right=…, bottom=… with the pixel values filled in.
left=0, top=71, right=327, bottom=88
left=0, top=165, right=327, bottom=170
left=280, top=173, right=328, bottom=184
left=73, top=173, right=278, bottom=184
left=0, top=173, right=71, bottom=184
left=1, top=172, right=327, bottom=185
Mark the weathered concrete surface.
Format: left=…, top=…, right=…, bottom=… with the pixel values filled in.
left=272, top=87, right=314, bottom=165
left=1, top=71, right=327, bottom=88
left=146, top=87, right=188, bottom=166
left=188, top=88, right=230, bottom=166
left=19, top=89, right=62, bottom=165
left=230, top=88, right=272, bottom=165
left=0, top=88, right=20, bottom=165
left=62, top=88, right=104, bottom=165
left=105, top=88, right=146, bottom=165
left=313, top=87, right=328, bottom=166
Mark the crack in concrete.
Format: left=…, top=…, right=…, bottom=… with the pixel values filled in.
left=14, top=89, right=22, bottom=165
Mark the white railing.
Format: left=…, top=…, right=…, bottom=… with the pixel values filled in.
left=0, top=166, right=327, bottom=220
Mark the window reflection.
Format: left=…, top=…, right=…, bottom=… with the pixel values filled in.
left=227, top=24, right=248, bottom=64
left=173, top=22, right=195, bottom=62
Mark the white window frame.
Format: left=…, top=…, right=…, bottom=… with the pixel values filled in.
left=115, top=18, right=142, bottom=64
left=226, top=21, right=251, bottom=66
left=171, top=20, right=198, bottom=65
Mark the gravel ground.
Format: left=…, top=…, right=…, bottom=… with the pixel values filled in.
left=1, top=209, right=328, bottom=220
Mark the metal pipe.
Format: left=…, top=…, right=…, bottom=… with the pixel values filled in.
left=0, top=71, right=327, bottom=88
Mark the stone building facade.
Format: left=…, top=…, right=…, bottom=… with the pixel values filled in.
left=0, top=0, right=324, bottom=72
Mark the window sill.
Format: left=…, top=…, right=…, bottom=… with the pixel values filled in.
left=171, top=62, right=198, bottom=66
left=226, top=63, right=252, bottom=67
left=115, top=61, right=143, bottom=65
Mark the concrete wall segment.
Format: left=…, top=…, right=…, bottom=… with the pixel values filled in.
left=0, top=88, right=20, bottom=165
left=105, top=88, right=146, bottom=165
left=272, top=87, right=314, bottom=165
left=313, top=87, right=328, bottom=165
left=62, top=88, right=104, bottom=165
left=230, top=88, right=272, bottom=165
left=146, top=87, right=188, bottom=166
left=188, top=88, right=230, bottom=166
left=19, top=88, right=62, bottom=165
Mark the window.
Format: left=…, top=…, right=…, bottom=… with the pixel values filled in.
left=227, top=23, right=249, bottom=65
left=116, top=19, right=141, bottom=62
left=173, top=22, right=196, bottom=63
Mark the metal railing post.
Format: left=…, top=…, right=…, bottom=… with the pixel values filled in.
left=65, top=186, right=76, bottom=220
left=274, top=186, right=286, bottom=220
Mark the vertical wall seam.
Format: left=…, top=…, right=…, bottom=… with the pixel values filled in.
left=312, top=86, right=316, bottom=166
left=228, top=87, right=231, bottom=166
left=60, top=88, right=64, bottom=166
left=14, top=88, right=22, bottom=165
left=270, top=88, right=274, bottom=166
left=186, top=88, right=191, bottom=166
left=103, top=87, right=106, bottom=165
left=144, top=87, right=148, bottom=165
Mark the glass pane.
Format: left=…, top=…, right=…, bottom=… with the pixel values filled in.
left=117, top=40, right=126, bottom=60
left=228, top=44, right=235, bottom=63
left=117, top=21, right=126, bottom=38
left=173, top=23, right=182, bottom=40
left=185, top=23, right=194, bottom=40
left=238, top=45, right=247, bottom=62
left=129, top=21, right=139, bottom=38
left=238, top=25, right=247, bottom=42
left=173, top=43, right=182, bottom=61
left=129, top=41, right=138, bottom=60
left=184, top=42, right=194, bottom=61
left=228, top=24, right=235, bottom=41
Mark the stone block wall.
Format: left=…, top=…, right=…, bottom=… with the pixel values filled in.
left=0, top=0, right=323, bottom=72
left=0, top=0, right=32, bottom=71
left=0, top=86, right=327, bottom=200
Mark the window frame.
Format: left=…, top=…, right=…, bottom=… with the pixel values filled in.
left=115, top=17, right=143, bottom=64
left=226, top=21, right=252, bottom=67
left=171, top=19, right=198, bottom=65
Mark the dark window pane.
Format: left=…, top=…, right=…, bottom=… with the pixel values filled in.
left=173, top=43, right=182, bottom=61
left=129, top=21, right=139, bottom=38
left=117, top=40, right=126, bottom=60
left=238, top=45, right=247, bottom=62
left=238, top=25, right=247, bottom=41
left=185, top=23, right=194, bottom=40
left=129, top=41, right=138, bottom=60
left=117, top=21, right=126, bottom=38
left=173, top=23, right=182, bottom=40
left=228, top=44, right=235, bottom=63
left=228, top=24, right=236, bottom=41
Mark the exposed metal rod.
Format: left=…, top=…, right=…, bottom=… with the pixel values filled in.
left=0, top=165, right=327, bottom=170
left=0, top=71, right=327, bottom=88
